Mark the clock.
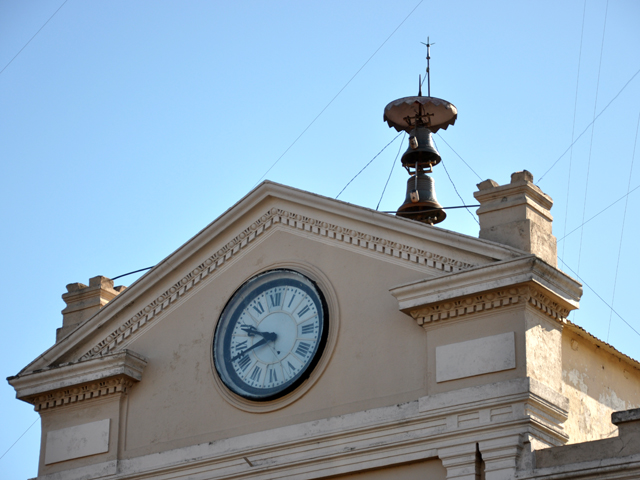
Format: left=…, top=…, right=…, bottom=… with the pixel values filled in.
left=213, top=269, right=328, bottom=401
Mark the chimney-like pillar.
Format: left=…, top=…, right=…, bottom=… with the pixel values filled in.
left=57, top=276, right=125, bottom=342
left=473, top=170, right=557, bottom=266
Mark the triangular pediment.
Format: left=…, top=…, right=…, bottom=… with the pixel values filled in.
left=19, top=181, right=522, bottom=374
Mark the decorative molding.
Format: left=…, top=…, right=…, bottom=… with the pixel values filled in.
left=25, top=375, right=135, bottom=411
left=9, top=350, right=146, bottom=412
left=40, top=379, right=569, bottom=480
left=527, top=286, right=571, bottom=321
left=79, top=208, right=476, bottom=361
left=411, top=285, right=571, bottom=326
left=390, top=255, right=581, bottom=315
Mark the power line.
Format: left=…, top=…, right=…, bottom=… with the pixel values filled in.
left=111, top=266, right=154, bottom=281
left=432, top=137, right=480, bottom=225
left=0, top=418, right=38, bottom=462
left=577, top=0, right=609, bottom=277
left=536, top=65, right=640, bottom=185
left=377, top=133, right=405, bottom=210
left=606, top=108, right=640, bottom=341
left=559, top=256, right=640, bottom=339
left=379, top=204, right=480, bottom=213
left=0, top=0, right=68, bottom=76
left=252, top=0, right=425, bottom=187
left=336, top=132, right=403, bottom=199
left=435, top=133, right=483, bottom=181
left=440, top=159, right=480, bottom=225
left=557, top=183, right=640, bottom=242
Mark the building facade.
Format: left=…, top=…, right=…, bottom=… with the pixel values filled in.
left=8, top=172, right=640, bottom=479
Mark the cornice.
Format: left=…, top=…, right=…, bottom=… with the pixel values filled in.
left=474, top=180, right=553, bottom=212
left=419, top=377, right=569, bottom=420
left=24, top=375, right=136, bottom=412
left=390, top=255, right=581, bottom=314
left=42, top=379, right=570, bottom=480
left=76, top=207, right=479, bottom=361
left=9, top=350, right=146, bottom=402
left=409, top=284, right=572, bottom=326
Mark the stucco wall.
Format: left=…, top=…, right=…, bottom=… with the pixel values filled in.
left=38, top=396, right=122, bottom=475
left=525, top=310, right=563, bottom=393
left=561, top=328, right=640, bottom=444
left=122, top=227, right=433, bottom=458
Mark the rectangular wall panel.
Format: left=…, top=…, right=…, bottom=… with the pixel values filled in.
left=436, top=332, right=516, bottom=382
left=45, top=419, right=110, bottom=465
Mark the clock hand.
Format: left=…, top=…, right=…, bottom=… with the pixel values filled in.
left=240, top=324, right=258, bottom=336
left=231, top=332, right=277, bottom=362
left=241, top=325, right=274, bottom=340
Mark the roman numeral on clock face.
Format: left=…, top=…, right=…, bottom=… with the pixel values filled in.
left=269, top=292, right=282, bottom=308
left=287, top=294, right=297, bottom=308
left=300, top=323, right=315, bottom=335
left=252, top=301, right=265, bottom=315
left=297, top=305, right=310, bottom=318
left=249, top=365, right=262, bottom=382
left=286, top=361, right=296, bottom=375
left=295, top=342, right=311, bottom=357
left=268, top=368, right=277, bottom=383
left=234, top=340, right=248, bottom=351
left=237, top=354, right=251, bottom=372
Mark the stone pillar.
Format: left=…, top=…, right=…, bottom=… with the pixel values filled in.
left=478, top=435, right=522, bottom=480
left=474, top=170, right=557, bottom=267
left=57, top=276, right=125, bottom=342
left=439, top=443, right=480, bottom=480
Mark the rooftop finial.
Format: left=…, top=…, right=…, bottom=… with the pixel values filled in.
left=420, top=37, right=435, bottom=97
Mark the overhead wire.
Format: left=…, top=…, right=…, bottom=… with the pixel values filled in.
left=111, top=266, right=154, bottom=281
left=536, top=65, right=640, bottom=184
left=606, top=109, right=640, bottom=342
left=439, top=160, right=480, bottom=225
left=430, top=137, right=479, bottom=225
left=252, top=0, right=425, bottom=187
left=379, top=204, right=479, bottom=214
left=336, top=132, right=403, bottom=199
left=0, top=0, right=68, bottom=76
left=557, top=183, right=640, bottom=243
left=377, top=133, right=405, bottom=210
left=435, top=133, right=483, bottom=181
left=576, top=0, right=609, bottom=277
left=558, top=256, right=640, bottom=339
left=561, top=0, right=587, bottom=269
left=0, top=418, right=38, bottom=462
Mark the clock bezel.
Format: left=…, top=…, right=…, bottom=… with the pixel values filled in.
left=213, top=268, right=330, bottom=402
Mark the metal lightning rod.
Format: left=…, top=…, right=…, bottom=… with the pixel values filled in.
left=421, top=38, right=435, bottom=97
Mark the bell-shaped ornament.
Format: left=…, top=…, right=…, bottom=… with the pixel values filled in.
left=397, top=173, right=446, bottom=225
left=401, top=126, right=441, bottom=172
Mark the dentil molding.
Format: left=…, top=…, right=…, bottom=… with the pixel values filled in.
left=9, top=350, right=146, bottom=411
left=390, top=255, right=581, bottom=328
left=27, top=375, right=136, bottom=412
left=79, top=207, right=477, bottom=361
left=411, top=285, right=572, bottom=326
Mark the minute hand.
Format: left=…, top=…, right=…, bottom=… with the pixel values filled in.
left=231, top=333, right=276, bottom=362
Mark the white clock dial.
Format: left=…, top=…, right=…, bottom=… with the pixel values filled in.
left=213, top=270, right=327, bottom=401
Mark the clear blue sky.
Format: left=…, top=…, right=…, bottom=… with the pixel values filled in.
left=2, top=1, right=639, bottom=477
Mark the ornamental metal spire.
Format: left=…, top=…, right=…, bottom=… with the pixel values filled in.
left=383, top=41, right=457, bottom=225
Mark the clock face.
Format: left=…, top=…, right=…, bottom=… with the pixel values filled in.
left=213, top=270, right=328, bottom=401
